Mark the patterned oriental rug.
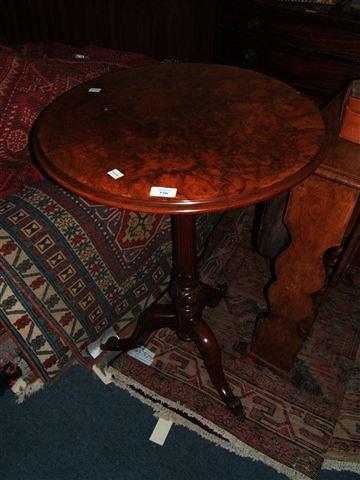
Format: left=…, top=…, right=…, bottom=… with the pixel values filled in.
left=100, top=207, right=360, bottom=480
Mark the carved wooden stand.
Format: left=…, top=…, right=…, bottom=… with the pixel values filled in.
left=250, top=174, right=359, bottom=375
left=102, top=214, right=244, bottom=418
left=249, top=91, right=360, bottom=376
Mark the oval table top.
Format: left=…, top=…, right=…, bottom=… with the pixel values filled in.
left=33, top=63, right=328, bottom=214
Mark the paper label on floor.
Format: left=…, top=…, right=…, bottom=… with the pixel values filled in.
left=127, top=346, right=155, bottom=366
left=92, top=365, right=113, bottom=385
left=11, top=377, right=27, bottom=395
left=149, top=418, right=173, bottom=446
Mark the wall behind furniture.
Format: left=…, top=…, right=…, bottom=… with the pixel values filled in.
left=0, top=0, right=218, bottom=62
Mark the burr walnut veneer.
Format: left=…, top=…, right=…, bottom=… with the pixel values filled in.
left=33, top=63, right=328, bottom=416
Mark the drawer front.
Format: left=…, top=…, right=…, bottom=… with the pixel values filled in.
left=215, top=27, right=360, bottom=96
left=219, top=1, right=360, bottom=60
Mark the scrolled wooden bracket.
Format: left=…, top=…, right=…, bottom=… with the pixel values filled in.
left=249, top=174, right=359, bottom=375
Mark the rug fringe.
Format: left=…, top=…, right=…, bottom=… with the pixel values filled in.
left=322, top=458, right=360, bottom=475
left=12, top=377, right=44, bottom=403
left=106, top=365, right=313, bottom=480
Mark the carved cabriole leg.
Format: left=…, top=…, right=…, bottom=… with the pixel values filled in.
left=249, top=174, right=359, bottom=375
left=172, top=215, right=244, bottom=418
left=101, top=304, right=176, bottom=352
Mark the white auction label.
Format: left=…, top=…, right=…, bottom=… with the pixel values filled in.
left=88, top=87, right=102, bottom=93
left=107, top=169, right=124, bottom=179
left=127, top=346, right=155, bottom=366
left=149, top=186, right=177, bottom=198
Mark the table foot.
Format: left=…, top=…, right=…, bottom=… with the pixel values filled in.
left=101, top=304, right=176, bottom=352
left=191, top=317, right=244, bottom=419
left=227, top=395, right=245, bottom=419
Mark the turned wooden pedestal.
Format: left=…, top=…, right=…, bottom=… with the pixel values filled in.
left=33, top=63, right=327, bottom=415
left=250, top=93, right=360, bottom=375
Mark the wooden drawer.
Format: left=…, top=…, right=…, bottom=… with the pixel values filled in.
left=218, top=1, right=360, bottom=60
left=216, top=27, right=360, bottom=98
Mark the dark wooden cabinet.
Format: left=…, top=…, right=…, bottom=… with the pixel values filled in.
left=3, top=0, right=359, bottom=91
left=214, top=0, right=360, bottom=106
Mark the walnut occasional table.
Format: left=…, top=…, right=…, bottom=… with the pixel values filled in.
left=33, top=64, right=328, bottom=418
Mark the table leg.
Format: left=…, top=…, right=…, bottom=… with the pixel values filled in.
left=172, top=214, right=243, bottom=418
left=249, top=174, right=359, bottom=375
left=102, top=304, right=177, bottom=351
left=102, top=213, right=244, bottom=418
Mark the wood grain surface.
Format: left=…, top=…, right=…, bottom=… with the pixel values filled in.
left=33, top=63, right=328, bottom=214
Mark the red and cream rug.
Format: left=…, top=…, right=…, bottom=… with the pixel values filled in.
left=100, top=207, right=360, bottom=480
